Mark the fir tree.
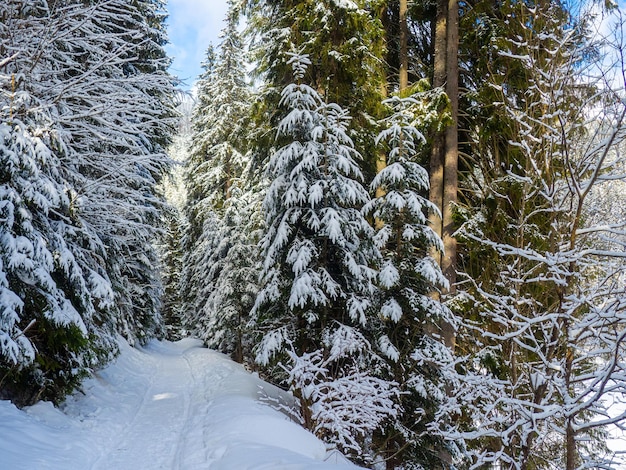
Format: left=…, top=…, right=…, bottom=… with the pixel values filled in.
left=244, top=0, right=387, bottom=179
left=159, top=94, right=193, bottom=341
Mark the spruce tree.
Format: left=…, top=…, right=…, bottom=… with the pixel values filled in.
left=181, top=2, right=259, bottom=361
left=159, top=94, right=193, bottom=341
left=0, top=44, right=105, bottom=404
left=252, top=52, right=398, bottom=462
left=0, top=0, right=174, bottom=403
left=366, top=91, right=456, bottom=468
left=244, top=0, right=387, bottom=178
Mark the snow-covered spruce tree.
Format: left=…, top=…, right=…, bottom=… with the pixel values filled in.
left=244, top=0, right=387, bottom=178
left=0, top=0, right=174, bottom=403
left=182, top=46, right=217, bottom=257
left=159, top=93, right=193, bottom=340
left=0, top=55, right=108, bottom=405
left=252, top=52, right=398, bottom=463
left=365, top=91, right=457, bottom=468
left=195, top=187, right=263, bottom=363
left=441, top=3, right=626, bottom=469
left=5, top=0, right=174, bottom=345
left=52, top=0, right=175, bottom=344
left=159, top=205, right=186, bottom=341
left=182, top=195, right=262, bottom=363
left=184, top=4, right=249, bottom=243
left=181, top=2, right=259, bottom=362
left=33, top=0, right=174, bottom=344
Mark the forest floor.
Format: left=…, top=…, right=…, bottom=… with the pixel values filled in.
left=0, top=338, right=359, bottom=469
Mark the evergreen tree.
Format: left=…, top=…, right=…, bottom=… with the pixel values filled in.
left=181, top=209, right=226, bottom=338
left=252, top=52, right=397, bottom=462
left=195, top=187, right=263, bottom=363
left=160, top=94, right=193, bottom=341
left=160, top=208, right=186, bottom=340
left=366, top=91, right=456, bottom=468
left=440, top=3, right=626, bottom=468
left=0, top=0, right=174, bottom=403
left=181, top=2, right=259, bottom=362
left=244, top=0, right=387, bottom=178
left=0, top=55, right=108, bottom=405
left=185, top=2, right=249, bottom=234
left=53, top=0, right=175, bottom=344
left=183, top=46, right=218, bottom=251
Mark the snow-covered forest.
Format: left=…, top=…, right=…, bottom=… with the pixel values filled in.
left=2, top=0, right=626, bottom=468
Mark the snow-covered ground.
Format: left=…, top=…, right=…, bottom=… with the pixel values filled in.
left=0, top=339, right=361, bottom=470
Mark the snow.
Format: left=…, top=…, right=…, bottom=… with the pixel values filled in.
left=0, top=338, right=361, bottom=470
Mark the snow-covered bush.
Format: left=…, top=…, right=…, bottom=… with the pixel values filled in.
left=284, top=325, right=399, bottom=459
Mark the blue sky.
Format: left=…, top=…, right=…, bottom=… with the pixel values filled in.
left=166, top=0, right=229, bottom=89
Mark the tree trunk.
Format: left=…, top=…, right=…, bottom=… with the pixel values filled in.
left=374, top=44, right=389, bottom=229
left=399, top=0, right=408, bottom=92
left=566, top=420, right=576, bottom=470
left=565, top=342, right=576, bottom=470
left=442, top=0, right=459, bottom=293
left=428, top=0, right=448, bottom=267
left=429, top=0, right=458, bottom=350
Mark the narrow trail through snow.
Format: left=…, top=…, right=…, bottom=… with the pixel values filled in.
left=0, top=339, right=359, bottom=470
left=89, top=343, right=194, bottom=469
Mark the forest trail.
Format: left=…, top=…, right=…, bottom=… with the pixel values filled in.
left=0, top=339, right=359, bottom=470
left=89, top=341, right=203, bottom=469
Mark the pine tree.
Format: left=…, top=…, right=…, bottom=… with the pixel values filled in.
left=183, top=46, right=218, bottom=251
left=196, top=187, right=263, bottom=363
left=159, top=94, right=192, bottom=341
left=58, top=0, right=175, bottom=344
left=14, top=0, right=176, bottom=344
left=160, top=208, right=186, bottom=340
left=185, top=3, right=249, bottom=222
left=0, top=53, right=106, bottom=405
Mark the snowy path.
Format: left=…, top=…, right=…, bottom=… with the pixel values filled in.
left=89, top=343, right=195, bottom=469
left=0, top=339, right=359, bottom=470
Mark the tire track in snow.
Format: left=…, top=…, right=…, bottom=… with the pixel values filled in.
left=174, top=348, right=237, bottom=468
left=171, top=350, right=194, bottom=469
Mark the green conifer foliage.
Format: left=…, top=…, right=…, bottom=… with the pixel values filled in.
left=366, top=91, right=457, bottom=468
left=244, top=0, right=388, bottom=177
left=443, top=2, right=626, bottom=468
left=251, top=52, right=399, bottom=463
left=0, top=0, right=174, bottom=404
left=181, top=2, right=260, bottom=362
